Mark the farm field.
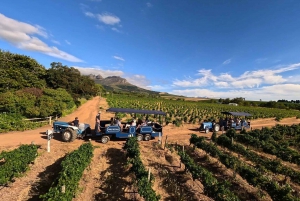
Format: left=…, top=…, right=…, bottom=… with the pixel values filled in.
left=1, top=96, right=300, bottom=200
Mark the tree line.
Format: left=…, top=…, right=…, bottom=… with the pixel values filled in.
left=215, top=97, right=300, bottom=111
left=0, top=50, right=105, bottom=117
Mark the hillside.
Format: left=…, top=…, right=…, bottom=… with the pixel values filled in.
left=92, top=75, right=160, bottom=95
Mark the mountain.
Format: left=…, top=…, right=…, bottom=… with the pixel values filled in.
left=92, top=76, right=160, bottom=95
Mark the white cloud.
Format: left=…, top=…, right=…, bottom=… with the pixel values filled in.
left=73, top=66, right=124, bottom=77
left=51, top=40, right=60, bottom=45
left=111, top=27, right=121, bottom=33
left=170, top=84, right=300, bottom=101
left=113, top=56, right=125, bottom=61
left=173, top=63, right=300, bottom=89
left=147, top=85, right=167, bottom=91
left=146, top=2, right=153, bottom=7
left=65, top=40, right=71, bottom=45
left=173, top=69, right=217, bottom=87
left=97, top=13, right=120, bottom=25
left=85, top=12, right=95, bottom=18
left=170, top=63, right=300, bottom=101
left=125, top=74, right=151, bottom=90
left=222, top=59, right=231, bottom=65
left=0, top=13, right=82, bottom=62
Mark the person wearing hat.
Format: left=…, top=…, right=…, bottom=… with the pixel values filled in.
left=95, top=111, right=101, bottom=132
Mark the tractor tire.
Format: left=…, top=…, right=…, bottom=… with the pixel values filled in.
left=137, top=134, right=143, bottom=141
left=62, top=128, right=77, bottom=142
left=205, top=127, right=209, bottom=134
left=101, top=136, right=110, bottom=144
left=214, top=124, right=220, bottom=132
left=144, top=134, right=151, bottom=141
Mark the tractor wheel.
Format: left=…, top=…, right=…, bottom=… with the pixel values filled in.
left=214, top=124, right=220, bottom=132
left=101, top=136, right=110, bottom=144
left=137, top=134, right=143, bottom=141
left=205, top=127, right=209, bottom=134
left=62, top=128, right=77, bottom=142
left=144, top=134, right=151, bottom=141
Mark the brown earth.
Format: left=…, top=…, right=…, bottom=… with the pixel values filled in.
left=1, top=96, right=300, bottom=201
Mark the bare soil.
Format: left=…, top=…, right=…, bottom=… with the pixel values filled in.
left=1, top=96, right=300, bottom=201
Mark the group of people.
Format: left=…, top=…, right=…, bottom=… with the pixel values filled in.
left=71, top=110, right=156, bottom=133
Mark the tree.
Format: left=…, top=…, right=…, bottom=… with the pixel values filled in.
left=45, top=62, right=99, bottom=99
left=0, top=50, right=46, bottom=93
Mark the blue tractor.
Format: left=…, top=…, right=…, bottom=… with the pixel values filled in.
left=96, top=108, right=166, bottom=144
left=199, top=111, right=251, bottom=133
left=199, top=120, right=220, bottom=134
left=51, top=121, right=92, bottom=142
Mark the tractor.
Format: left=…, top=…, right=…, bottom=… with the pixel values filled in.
left=199, top=111, right=251, bottom=133
left=51, top=121, right=92, bottom=142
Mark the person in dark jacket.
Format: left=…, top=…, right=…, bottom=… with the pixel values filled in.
left=73, top=117, right=79, bottom=127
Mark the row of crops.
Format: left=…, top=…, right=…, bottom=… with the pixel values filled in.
left=0, top=144, right=38, bottom=185
left=123, top=138, right=160, bottom=201
left=106, top=94, right=300, bottom=125
left=0, top=143, right=94, bottom=201
left=236, top=126, right=300, bottom=165
left=189, top=134, right=299, bottom=201
left=121, top=124, right=300, bottom=200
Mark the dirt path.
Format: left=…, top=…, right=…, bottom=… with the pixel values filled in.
left=0, top=97, right=102, bottom=201
left=1, top=96, right=300, bottom=201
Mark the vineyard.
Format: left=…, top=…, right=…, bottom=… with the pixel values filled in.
left=1, top=95, right=300, bottom=200
left=106, top=94, right=300, bottom=125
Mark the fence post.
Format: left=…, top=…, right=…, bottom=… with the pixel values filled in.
left=61, top=185, right=65, bottom=193
left=148, top=168, right=151, bottom=181
left=46, top=129, right=53, bottom=153
left=163, top=135, right=168, bottom=150
left=49, top=116, right=52, bottom=125
left=158, top=132, right=162, bottom=145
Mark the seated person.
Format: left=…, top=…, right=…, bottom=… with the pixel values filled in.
left=114, top=117, right=122, bottom=131
left=125, top=119, right=137, bottom=129
left=110, top=117, right=114, bottom=126
left=137, top=119, right=147, bottom=130
left=131, top=119, right=137, bottom=126
left=72, top=117, right=79, bottom=127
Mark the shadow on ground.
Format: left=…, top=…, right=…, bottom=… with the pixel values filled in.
left=27, top=156, right=65, bottom=201
left=185, top=146, right=258, bottom=201
left=94, top=148, right=131, bottom=201
left=148, top=159, right=200, bottom=201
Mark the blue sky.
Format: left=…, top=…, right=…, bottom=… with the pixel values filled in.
left=1, top=0, right=300, bottom=101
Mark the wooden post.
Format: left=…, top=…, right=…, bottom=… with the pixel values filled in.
left=158, top=132, right=162, bottom=145
left=163, top=135, right=168, bottom=150
left=49, top=116, right=52, bottom=125
left=148, top=168, right=151, bottom=181
left=61, top=185, right=65, bottom=193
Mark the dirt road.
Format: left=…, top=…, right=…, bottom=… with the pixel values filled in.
left=1, top=96, right=300, bottom=201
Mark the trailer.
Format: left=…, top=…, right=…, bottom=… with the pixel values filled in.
left=199, top=111, right=251, bottom=133
left=96, top=107, right=166, bottom=144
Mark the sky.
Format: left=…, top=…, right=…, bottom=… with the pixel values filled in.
left=1, top=0, right=300, bottom=101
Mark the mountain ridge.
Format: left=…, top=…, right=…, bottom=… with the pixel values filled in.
left=89, top=74, right=160, bottom=94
